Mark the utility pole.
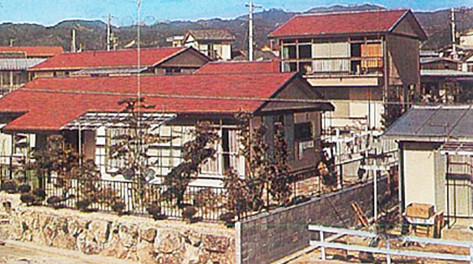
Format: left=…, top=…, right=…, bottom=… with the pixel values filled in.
left=71, top=29, right=77, bottom=52
left=451, top=8, right=457, bottom=60
left=107, top=14, right=112, bottom=51
left=246, top=2, right=262, bottom=61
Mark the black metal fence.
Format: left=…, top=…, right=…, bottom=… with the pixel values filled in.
left=0, top=169, right=356, bottom=223
left=40, top=176, right=227, bottom=222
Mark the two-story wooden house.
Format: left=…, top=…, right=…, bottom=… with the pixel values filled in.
left=269, top=9, right=427, bottom=130
left=183, top=29, right=235, bottom=61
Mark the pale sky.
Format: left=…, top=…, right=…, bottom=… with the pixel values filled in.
left=0, top=0, right=471, bottom=26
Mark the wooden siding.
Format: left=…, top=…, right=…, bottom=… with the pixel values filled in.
left=387, top=34, right=420, bottom=87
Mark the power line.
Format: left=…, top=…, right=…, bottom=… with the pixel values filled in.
left=8, top=87, right=461, bottom=107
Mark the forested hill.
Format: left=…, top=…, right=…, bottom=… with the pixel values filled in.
left=0, top=4, right=470, bottom=52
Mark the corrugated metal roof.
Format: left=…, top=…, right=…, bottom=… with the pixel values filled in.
left=71, top=67, right=148, bottom=76
left=421, top=69, right=473, bottom=77
left=420, top=57, right=459, bottom=64
left=384, top=105, right=473, bottom=141
left=0, top=58, right=46, bottom=70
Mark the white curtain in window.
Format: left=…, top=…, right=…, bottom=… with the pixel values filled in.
left=330, top=42, right=350, bottom=58
left=313, top=59, right=349, bottom=72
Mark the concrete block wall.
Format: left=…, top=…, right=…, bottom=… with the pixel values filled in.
left=236, top=178, right=389, bottom=264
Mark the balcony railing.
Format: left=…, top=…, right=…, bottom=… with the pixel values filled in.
left=281, top=57, right=384, bottom=77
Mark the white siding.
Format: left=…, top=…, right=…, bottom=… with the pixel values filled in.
left=404, top=148, right=436, bottom=208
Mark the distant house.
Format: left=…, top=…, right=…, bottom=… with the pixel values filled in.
left=166, top=36, right=184, bottom=47
left=28, top=47, right=210, bottom=78
left=420, top=69, right=473, bottom=103
left=384, top=105, right=473, bottom=219
left=269, top=9, right=427, bottom=130
left=194, top=60, right=280, bottom=74
left=0, top=46, right=63, bottom=59
left=421, top=57, right=459, bottom=71
left=0, top=46, right=64, bottom=95
left=0, top=73, right=333, bottom=183
left=183, top=29, right=235, bottom=61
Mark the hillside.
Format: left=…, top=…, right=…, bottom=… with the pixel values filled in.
left=0, top=4, right=470, bottom=52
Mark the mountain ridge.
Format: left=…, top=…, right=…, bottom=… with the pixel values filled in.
left=0, top=4, right=469, bottom=52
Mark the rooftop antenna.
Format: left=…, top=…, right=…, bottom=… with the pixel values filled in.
left=246, top=2, right=262, bottom=61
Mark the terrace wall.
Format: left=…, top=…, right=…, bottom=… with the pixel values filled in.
left=0, top=193, right=235, bottom=264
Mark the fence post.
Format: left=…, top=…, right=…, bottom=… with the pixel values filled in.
left=386, top=238, right=391, bottom=264
left=469, top=244, right=473, bottom=264
left=320, top=230, right=326, bottom=261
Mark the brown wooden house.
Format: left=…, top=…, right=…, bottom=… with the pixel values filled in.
left=269, top=9, right=427, bottom=130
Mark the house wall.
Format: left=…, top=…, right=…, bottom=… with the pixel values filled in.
left=386, top=34, right=420, bottom=88
left=0, top=131, right=12, bottom=171
left=95, top=122, right=246, bottom=184
left=292, top=112, right=322, bottom=172
left=31, top=71, right=54, bottom=79
left=82, top=130, right=96, bottom=162
left=402, top=142, right=445, bottom=211
left=323, top=99, right=384, bottom=129
left=158, top=48, right=210, bottom=68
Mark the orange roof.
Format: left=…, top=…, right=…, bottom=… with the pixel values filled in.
left=0, top=73, right=321, bottom=131
left=29, top=47, right=187, bottom=71
left=270, top=9, right=418, bottom=38
left=195, top=60, right=280, bottom=74
left=0, top=46, right=64, bottom=57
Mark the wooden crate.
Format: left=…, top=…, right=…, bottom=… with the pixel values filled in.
left=406, top=203, right=434, bottom=219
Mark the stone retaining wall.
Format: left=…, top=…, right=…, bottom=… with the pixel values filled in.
left=236, top=178, right=391, bottom=264
left=0, top=193, right=235, bottom=264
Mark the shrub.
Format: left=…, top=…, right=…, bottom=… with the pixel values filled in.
left=112, top=201, right=126, bottom=214
left=46, top=196, right=62, bottom=208
left=1, top=181, right=17, bottom=194
left=20, top=193, right=35, bottom=205
left=76, top=199, right=91, bottom=211
left=32, top=188, right=46, bottom=201
left=18, top=184, right=31, bottom=194
left=219, top=212, right=235, bottom=227
left=182, top=206, right=197, bottom=223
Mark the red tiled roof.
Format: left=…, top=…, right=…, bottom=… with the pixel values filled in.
left=29, top=47, right=186, bottom=71
left=0, top=46, right=64, bottom=57
left=269, top=9, right=409, bottom=38
left=195, top=60, right=280, bottom=74
left=0, top=73, right=299, bottom=131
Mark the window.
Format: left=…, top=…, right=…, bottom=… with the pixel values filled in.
left=282, top=62, right=297, bottom=72
left=294, top=122, right=312, bottom=141
left=298, top=44, right=312, bottom=59
left=351, top=43, right=362, bottom=57
left=282, top=45, right=297, bottom=59
left=165, top=68, right=182, bottom=75
left=299, top=61, right=312, bottom=74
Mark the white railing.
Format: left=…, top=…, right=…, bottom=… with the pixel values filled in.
left=309, top=225, right=473, bottom=264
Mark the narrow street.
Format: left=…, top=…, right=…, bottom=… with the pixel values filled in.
left=0, top=240, right=136, bottom=264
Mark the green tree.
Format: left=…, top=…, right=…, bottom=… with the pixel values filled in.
left=164, top=121, right=219, bottom=205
